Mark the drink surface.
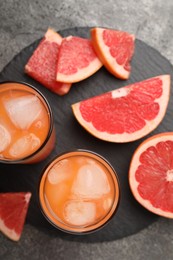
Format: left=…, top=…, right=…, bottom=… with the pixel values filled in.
left=40, top=151, right=120, bottom=233
left=0, top=83, right=50, bottom=160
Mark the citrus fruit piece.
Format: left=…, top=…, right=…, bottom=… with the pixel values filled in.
left=72, top=75, right=170, bottom=143
left=91, top=27, right=135, bottom=79
left=25, top=28, right=72, bottom=95
left=129, top=132, right=173, bottom=218
left=0, top=192, right=31, bottom=241
left=56, top=36, right=103, bottom=83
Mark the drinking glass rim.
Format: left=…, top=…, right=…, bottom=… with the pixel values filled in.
left=38, top=149, right=121, bottom=235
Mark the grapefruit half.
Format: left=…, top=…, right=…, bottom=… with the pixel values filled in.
left=56, top=36, right=103, bottom=83
left=25, top=28, right=72, bottom=95
left=129, top=132, right=173, bottom=218
left=72, top=75, right=170, bottom=143
left=0, top=192, right=31, bottom=241
left=91, top=27, right=135, bottom=79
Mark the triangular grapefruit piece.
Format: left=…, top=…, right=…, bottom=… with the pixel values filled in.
left=72, top=75, right=170, bottom=143
left=25, top=28, right=72, bottom=95
left=56, top=36, right=103, bottom=83
left=129, top=132, right=173, bottom=218
left=91, top=27, right=135, bottom=79
left=0, top=192, right=31, bottom=241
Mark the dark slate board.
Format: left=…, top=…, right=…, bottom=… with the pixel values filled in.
left=0, top=27, right=173, bottom=243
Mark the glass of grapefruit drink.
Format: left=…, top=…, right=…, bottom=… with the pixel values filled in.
left=39, top=150, right=120, bottom=234
left=0, top=81, right=55, bottom=164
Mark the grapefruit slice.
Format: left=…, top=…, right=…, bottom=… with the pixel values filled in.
left=129, top=132, right=173, bottom=218
left=91, top=27, right=135, bottom=79
left=72, top=75, right=170, bottom=143
left=0, top=192, right=31, bottom=241
left=25, top=28, right=72, bottom=95
left=56, top=36, right=103, bottom=83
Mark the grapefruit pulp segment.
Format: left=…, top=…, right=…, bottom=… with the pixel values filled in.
left=129, top=132, right=173, bottom=218
left=72, top=75, right=170, bottom=143
left=56, top=36, right=103, bottom=83
left=0, top=192, right=31, bottom=241
left=25, top=28, right=72, bottom=95
left=91, top=27, right=135, bottom=79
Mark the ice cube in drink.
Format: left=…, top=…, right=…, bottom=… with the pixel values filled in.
left=4, top=94, right=42, bottom=130
left=64, top=201, right=96, bottom=226
left=48, top=159, right=72, bottom=184
left=0, top=124, right=11, bottom=153
left=71, top=163, right=110, bottom=199
left=9, top=133, right=40, bottom=159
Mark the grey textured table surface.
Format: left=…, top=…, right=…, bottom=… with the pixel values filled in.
left=0, top=0, right=173, bottom=259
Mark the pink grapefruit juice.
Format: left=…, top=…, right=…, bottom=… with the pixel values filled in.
left=39, top=150, right=120, bottom=234
left=0, top=82, right=55, bottom=163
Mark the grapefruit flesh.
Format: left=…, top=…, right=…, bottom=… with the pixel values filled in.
left=56, top=36, right=103, bottom=83
left=72, top=75, right=170, bottom=143
left=129, top=132, right=173, bottom=218
left=0, top=192, right=31, bottom=241
left=91, top=27, right=135, bottom=79
left=25, top=28, right=72, bottom=95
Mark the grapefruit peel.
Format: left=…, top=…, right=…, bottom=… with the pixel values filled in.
left=0, top=192, right=31, bottom=241
left=91, top=27, right=135, bottom=79
left=72, top=75, right=170, bottom=143
left=129, top=132, right=173, bottom=218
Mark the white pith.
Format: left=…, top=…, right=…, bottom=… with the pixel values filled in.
left=166, top=170, right=173, bottom=182
left=45, top=28, right=62, bottom=44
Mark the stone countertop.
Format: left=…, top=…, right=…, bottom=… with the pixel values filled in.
left=0, top=0, right=173, bottom=259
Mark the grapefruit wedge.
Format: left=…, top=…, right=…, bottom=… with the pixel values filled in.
left=72, top=75, right=170, bottom=143
left=129, top=132, right=173, bottom=218
left=56, top=36, right=102, bottom=83
left=91, top=27, right=135, bottom=79
left=0, top=192, right=31, bottom=241
left=25, top=28, right=72, bottom=95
